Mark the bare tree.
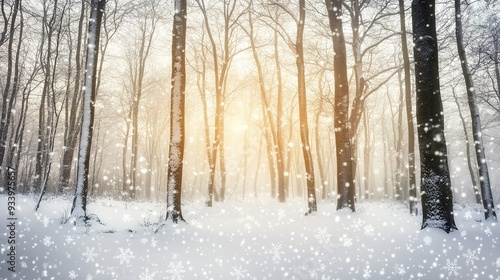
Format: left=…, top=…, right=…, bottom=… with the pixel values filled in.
left=455, top=0, right=496, bottom=221
left=195, top=0, right=246, bottom=206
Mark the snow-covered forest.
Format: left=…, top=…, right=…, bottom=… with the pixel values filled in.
left=1, top=0, right=500, bottom=279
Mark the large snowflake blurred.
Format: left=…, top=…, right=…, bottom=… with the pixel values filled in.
left=114, top=248, right=135, bottom=264
left=139, top=267, right=157, bottom=280
left=443, top=259, right=462, bottom=276
left=266, top=243, right=284, bottom=263
left=83, top=247, right=97, bottom=263
left=315, top=227, right=331, bottom=244
left=394, top=264, right=406, bottom=275
left=463, top=249, right=479, bottom=266
left=230, top=266, right=247, bottom=280
left=43, top=236, right=53, bottom=246
left=167, top=261, right=185, bottom=280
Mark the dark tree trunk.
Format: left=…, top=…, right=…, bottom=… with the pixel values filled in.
left=166, top=0, right=187, bottom=223
left=412, top=0, right=457, bottom=232
left=325, top=0, right=355, bottom=212
left=455, top=0, right=497, bottom=221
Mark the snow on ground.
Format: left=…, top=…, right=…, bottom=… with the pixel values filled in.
left=1, top=195, right=499, bottom=280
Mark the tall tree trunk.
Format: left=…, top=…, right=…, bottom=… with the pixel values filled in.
left=3, top=0, right=23, bottom=186
left=455, top=0, right=497, bottom=221
left=59, top=0, right=85, bottom=194
left=394, top=71, right=405, bottom=200
left=297, top=0, right=317, bottom=214
left=0, top=0, right=20, bottom=173
left=244, top=6, right=282, bottom=201
left=130, top=15, right=157, bottom=200
left=451, top=87, right=481, bottom=204
left=122, top=109, right=131, bottom=195
left=412, top=0, right=457, bottom=232
left=166, top=0, right=187, bottom=223
left=399, top=0, right=417, bottom=215
left=71, top=0, right=105, bottom=222
left=315, top=74, right=327, bottom=200
left=275, top=27, right=286, bottom=201
left=325, top=0, right=355, bottom=212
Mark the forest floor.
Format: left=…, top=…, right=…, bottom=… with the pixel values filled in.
left=0, top=194, right=499, bottom=280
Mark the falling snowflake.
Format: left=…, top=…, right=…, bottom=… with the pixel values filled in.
left=495, top=257, right=500, bottom=268
left=83, top=247, right=97, bottom=263
left=352, top=219, right=364, bottom=231
left=141, top=238, right=148, bottom=244
left=362, top=266, right=371, bottom=279
left=341, top=235, right=352, bottom=247
left=114, top=248, right=135, bottom=264
left=363, top=225, right=375, bottom=236
left=484, top=227, right=492, bottom=236
left=463, top=249, right=479, bottom=266
left=85, top=274, right=93, bottom=280
left=315, top=227, right=332, bottom=244
left=139, top=267, right=157, bottom=280
left=42, top=215, right=50, bottom=227
left=230, top=266, right=247, bottom=280
left=394, top=264, right=406, bottom=275
left=43, top=236, right=53, bottom=247
left=65, top=235, right=74, bottom=244
left=266, top=243, right=284, bottom=263
left=69, top=270, right=78, bottom=279
left=460, top=230, right=467, bottom=237
left=150, top=237, right=157, bottom=248
left=423, top=235, right=432, bottom=246
left=443, top=259, right=462, bottom=276
left=167, top=261, right=185, bottom=280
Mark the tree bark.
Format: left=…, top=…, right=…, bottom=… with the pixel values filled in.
left=71, top=0, right=105, bottom=222
left=166, top=0, right=187, bottom=223
left=325, top=0, right=355, bottom=212
left=296, top=0, right=317, bottom=214
left=412, top=0, right=457, bottom=232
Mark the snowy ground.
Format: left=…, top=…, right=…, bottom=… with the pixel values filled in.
left=1, top=195, right=499, bottom=280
